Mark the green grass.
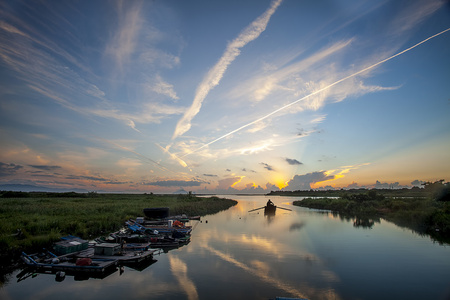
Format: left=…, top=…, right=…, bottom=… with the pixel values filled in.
left=0, top=192, right=237, bottom=257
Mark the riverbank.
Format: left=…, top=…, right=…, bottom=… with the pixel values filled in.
left=0, top=192, right=237, bottom=265
left=293, top=192, right=450, bottom=244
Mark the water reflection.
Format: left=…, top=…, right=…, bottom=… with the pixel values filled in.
left=169, top=255, right=198, bottom=300
left=289, top=222, right=305, bottom=232
left=353, top=218, right=376, bottom=229
left=2, top=195, right=450, bottom=300
left=203, top=244, right=309, bottom=299
left=15, top=265, right=120, bottom=283
left=328, top=211, right=381, bottom=229
left=194, top=197, right=343, bottom=299
left=123, top=258, right=157, bottom=272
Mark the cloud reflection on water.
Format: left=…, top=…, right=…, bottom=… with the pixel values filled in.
left=169, top=255, right=199, bottom=300
left=202, top=242, right=341, bottom=300
left=203, top=243, right=309, bottom=299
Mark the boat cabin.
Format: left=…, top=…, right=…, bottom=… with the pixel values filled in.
left=94, top=243, right=121, bottom=256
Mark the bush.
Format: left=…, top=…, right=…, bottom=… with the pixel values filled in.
left=1, top=191, right=29, bottom=198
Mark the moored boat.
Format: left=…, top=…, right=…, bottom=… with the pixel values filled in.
left=21, top=250, right=118, bottom=274
left=76, top=244, right=158, bottom=264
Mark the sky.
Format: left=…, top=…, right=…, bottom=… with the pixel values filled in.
left=1, top=0, right=449, bottom=194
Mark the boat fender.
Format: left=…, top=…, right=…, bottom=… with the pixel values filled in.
left=55, top=271, right=65, bottom=282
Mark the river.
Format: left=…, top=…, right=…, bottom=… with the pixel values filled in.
left=1, top=195, right=449, bottom=300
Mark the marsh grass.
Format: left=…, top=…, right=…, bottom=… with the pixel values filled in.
left=0, top=193, right=237, bottom=256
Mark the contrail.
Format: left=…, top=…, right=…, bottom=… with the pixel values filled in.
left=172, top=0, right=283, bottom=140
left=182, top=27, right=450, bottom=158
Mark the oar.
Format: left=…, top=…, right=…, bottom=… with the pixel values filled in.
left=276, top=206, right=292, bottom=211
left=248, top=206, right=266, bottom=212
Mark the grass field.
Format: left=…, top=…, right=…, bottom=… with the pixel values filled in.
left=0, top=192, right=237, bottom=257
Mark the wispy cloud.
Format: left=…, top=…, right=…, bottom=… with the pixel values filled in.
left=388, top=0, right=444, bottom=38
left=231, top=38, right=354, bottom=103
left=90, top=136, right=173, bottom=174
left=1, top=1, right=184, bottom=136
left=172, top=0, right=283, bottom=139
left=149, top=74, right=179, bottom=100
left=240, top=142, right=273, bottom=155
left=140, top=47, right=181, bottom=69
left=0, top=20, right=29, bottom=37
left=105, top=2, right=143, bottom=74
left=89, top=102, right=185, bottom=130
left=182, top=27, right=450, bottom=157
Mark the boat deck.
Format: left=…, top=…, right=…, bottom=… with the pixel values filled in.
left=75, top=247, right=158, bottom=263
left=21, top=253, right=118, bottom=274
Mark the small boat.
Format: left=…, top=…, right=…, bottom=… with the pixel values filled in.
left=168, top=214, right=201, bottom=222
left=102, top=222, right=191, bottom=249
left=122, top=242, right=151, bottom=251
left=126, top=219, right=192, bottom=235
left=21, top=250, right=118, bottom=275
left=76, top=244, right=158, bottom=264
left=264, top=203, right=276, bottom=216
left=248, top=200, right=292, bottom=216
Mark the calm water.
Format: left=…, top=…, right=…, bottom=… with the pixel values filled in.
left=1, top=195, right=450, bottom=300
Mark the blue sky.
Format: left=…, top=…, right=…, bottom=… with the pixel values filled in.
left=1, top=0, right=449, bottom=193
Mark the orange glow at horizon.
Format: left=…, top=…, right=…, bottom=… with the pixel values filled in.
left=270, top=173, right=289, bottom=189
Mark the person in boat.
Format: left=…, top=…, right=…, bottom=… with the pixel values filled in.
left=266, top=199, right=275, bottom=207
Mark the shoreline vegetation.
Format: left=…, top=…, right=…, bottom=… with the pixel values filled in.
left=290, top=181, right=450, bottom=244
left=0, top=192, right=237, bottom=270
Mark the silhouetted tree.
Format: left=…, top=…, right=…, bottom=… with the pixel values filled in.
left=423, top=180, right=449, bottom=201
